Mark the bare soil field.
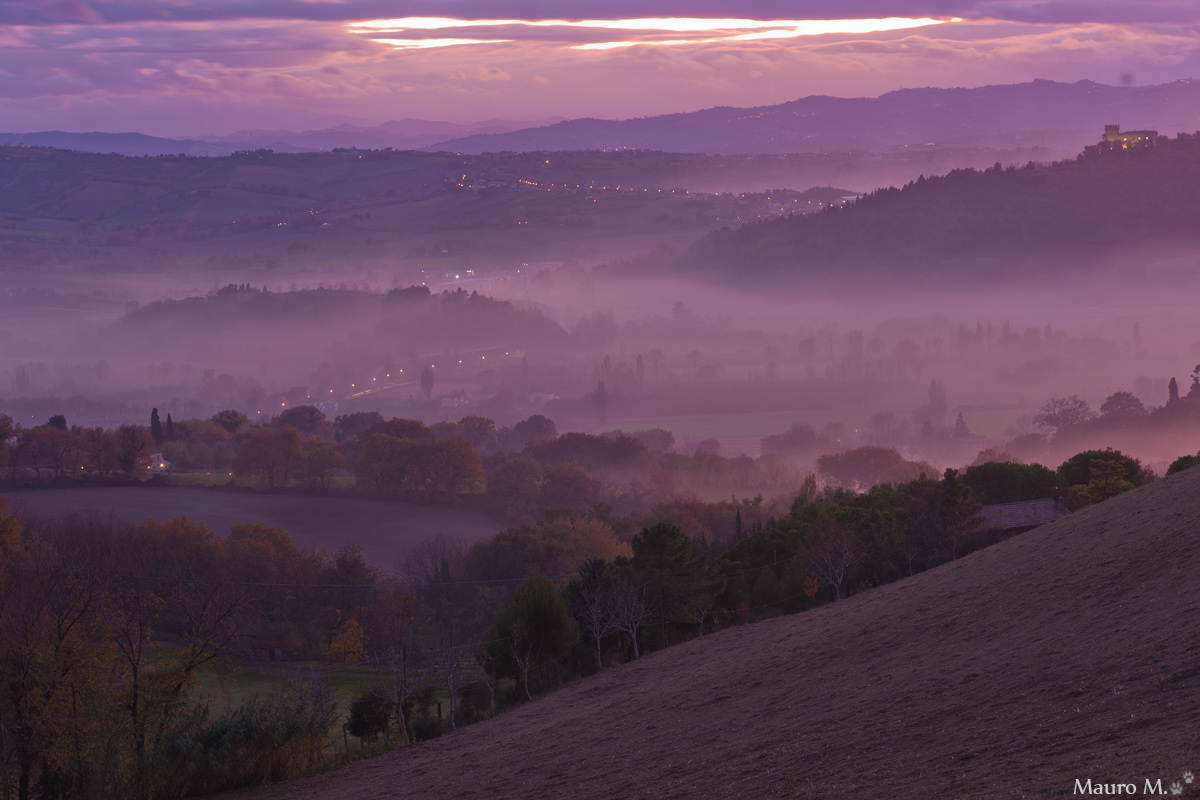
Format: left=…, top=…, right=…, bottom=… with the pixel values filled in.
left=227, top=466, right=1200, bottom=799
left=2, top=487, right=500, bottom=567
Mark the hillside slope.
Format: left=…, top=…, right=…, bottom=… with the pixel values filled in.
left=685, top=131, right=1200, bottom=282
left=232, top=467, right=1200, bottom=799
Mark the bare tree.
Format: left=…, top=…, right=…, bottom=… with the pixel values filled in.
left=804, top=516, right=855, bottom=601
left=474, top=646, right=499, bottom=718
left=368, top=587, right=428, bottom=743
left=508, top=622, right=537, bottom=701
left=566, top=559, right=622, bottom=672
left=434, top=625, right=470, bottom=730
left=612, top=579, right=649, bottom=659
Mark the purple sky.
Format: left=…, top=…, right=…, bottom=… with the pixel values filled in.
left=5, top=1, right=1200, bottom=136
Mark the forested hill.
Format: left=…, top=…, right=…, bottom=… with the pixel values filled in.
left=686, top=132, right=1200, bottom=282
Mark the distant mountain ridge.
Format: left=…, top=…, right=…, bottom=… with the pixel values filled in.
left=10, top=80, right=1200, bottom=159
left=0, top=117, right=566, bottom=158
left=206, top=116, right=566, bottom=153
left=427, top=79, right=1200, bottom=155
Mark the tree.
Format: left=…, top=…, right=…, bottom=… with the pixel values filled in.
left=465, top=517, right=627, bottom=583
left=300, top=437, right=344, bottom=490
left=150, top=408, right=164, bottom=448
left=354, top=433, right=412, bottom=496
left=459, top=415, right=498, bottom=451
left=628, top=521, right=716, bottom=648
left=1098, top=391, right=1146, bottom=423
left=1033, top=395, right=1096, bottom=437
left=47, top=414, right=67, bottom=431
left=611, top=574, right=649, bottom=659
left=485, top=456, right=543, bottom=521
left=420, top=365, right=435, bottom=400
left=1168, top=377, right=1179, bottom=403
left=593, top=381, right=609, bottom=426
left=165, top=413, right=175, bottom=442
left=1166, top=451, right=1200, bottom=476
left=1058, top=448, right=1142, bottom=491
left=211, top=409, right=249, bottom=433
left=367, top=587, right=430, bottom=741
left=325, top=618, right=368, bottom=663
left=1078, top=456, right=1135, bottom=506
left=232, top=430, right=282, bottom=488
left=817, top=446, right=930, bottom=491
left=84, top=427, right=120, bottom=478
left=276, top=405, right=329, bottom=435
left=0, top=512, right=107, bottom=800
left=0, top=415, right=12, bottom=475
left=485, top=575, right=574, bottom=700
left=564, top=559, right=622, bottom=672
left=346, top=691, right=393, bottom=742
left=510, top=414, right=557, bottom=447
left=333, top=411, right=384, bottom=441
left=953, top=412, right=970, bottom=438
left=114, top=425, right=154, bottom=476
left=540, top=463, right=596, bottom=509
left=276, top=427, right=306, bottom=488
left=801, top=504, right=855, bottom=600
left=961, top=461, right=1061, bottom=504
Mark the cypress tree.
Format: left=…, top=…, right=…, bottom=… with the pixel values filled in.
left=150, top=407, right=164, bottom=448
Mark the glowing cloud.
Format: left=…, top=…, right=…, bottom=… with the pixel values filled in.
left=371, top=37, right=512, bottom=50
left=349, top=16, right=958, bottom=51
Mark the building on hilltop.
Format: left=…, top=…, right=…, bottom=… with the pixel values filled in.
left=1100, top=124, right=1159, bottom=149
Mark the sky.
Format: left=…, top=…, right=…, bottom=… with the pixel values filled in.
left=4, top=1, right=1200, bottom=136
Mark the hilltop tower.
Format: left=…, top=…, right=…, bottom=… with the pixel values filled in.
left=1099, top=124, right=1158, bottom=148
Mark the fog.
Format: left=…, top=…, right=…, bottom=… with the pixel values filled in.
left=4, top=241, right=1200, bottom=477
left=5, top=137, right=1200, bottom=483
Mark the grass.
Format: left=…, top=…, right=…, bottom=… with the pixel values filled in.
left=169, top=471, right=234, bottom=486
left=195, top=655, right=382, bottom=717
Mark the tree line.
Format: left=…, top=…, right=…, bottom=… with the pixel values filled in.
left=0, top=407, right=806, bottom=522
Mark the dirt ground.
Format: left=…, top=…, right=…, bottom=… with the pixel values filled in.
left=2, top=487, right=500, bottom=568
left=226, top=467, right=1200, bottom=799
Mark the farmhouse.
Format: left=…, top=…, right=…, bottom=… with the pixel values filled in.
left=976, top=496, right=1069, bottom=535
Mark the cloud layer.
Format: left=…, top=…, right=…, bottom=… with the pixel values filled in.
left=3, top=1, right=1199, bottom=135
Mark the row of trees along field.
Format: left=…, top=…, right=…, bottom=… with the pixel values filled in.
left=5, top=392, right=1198, bottom=525
left=5, top=436, right=1196, bottom=798
left=0, top=407, right=808, bottom=519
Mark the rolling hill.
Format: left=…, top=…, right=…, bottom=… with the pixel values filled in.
left=683, top=130, right=1200, bottom=283
left=228, top=465, right=1200, bottom=798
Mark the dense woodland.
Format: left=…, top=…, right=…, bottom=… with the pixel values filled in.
left=690, top=132, right=1200, bottom=279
